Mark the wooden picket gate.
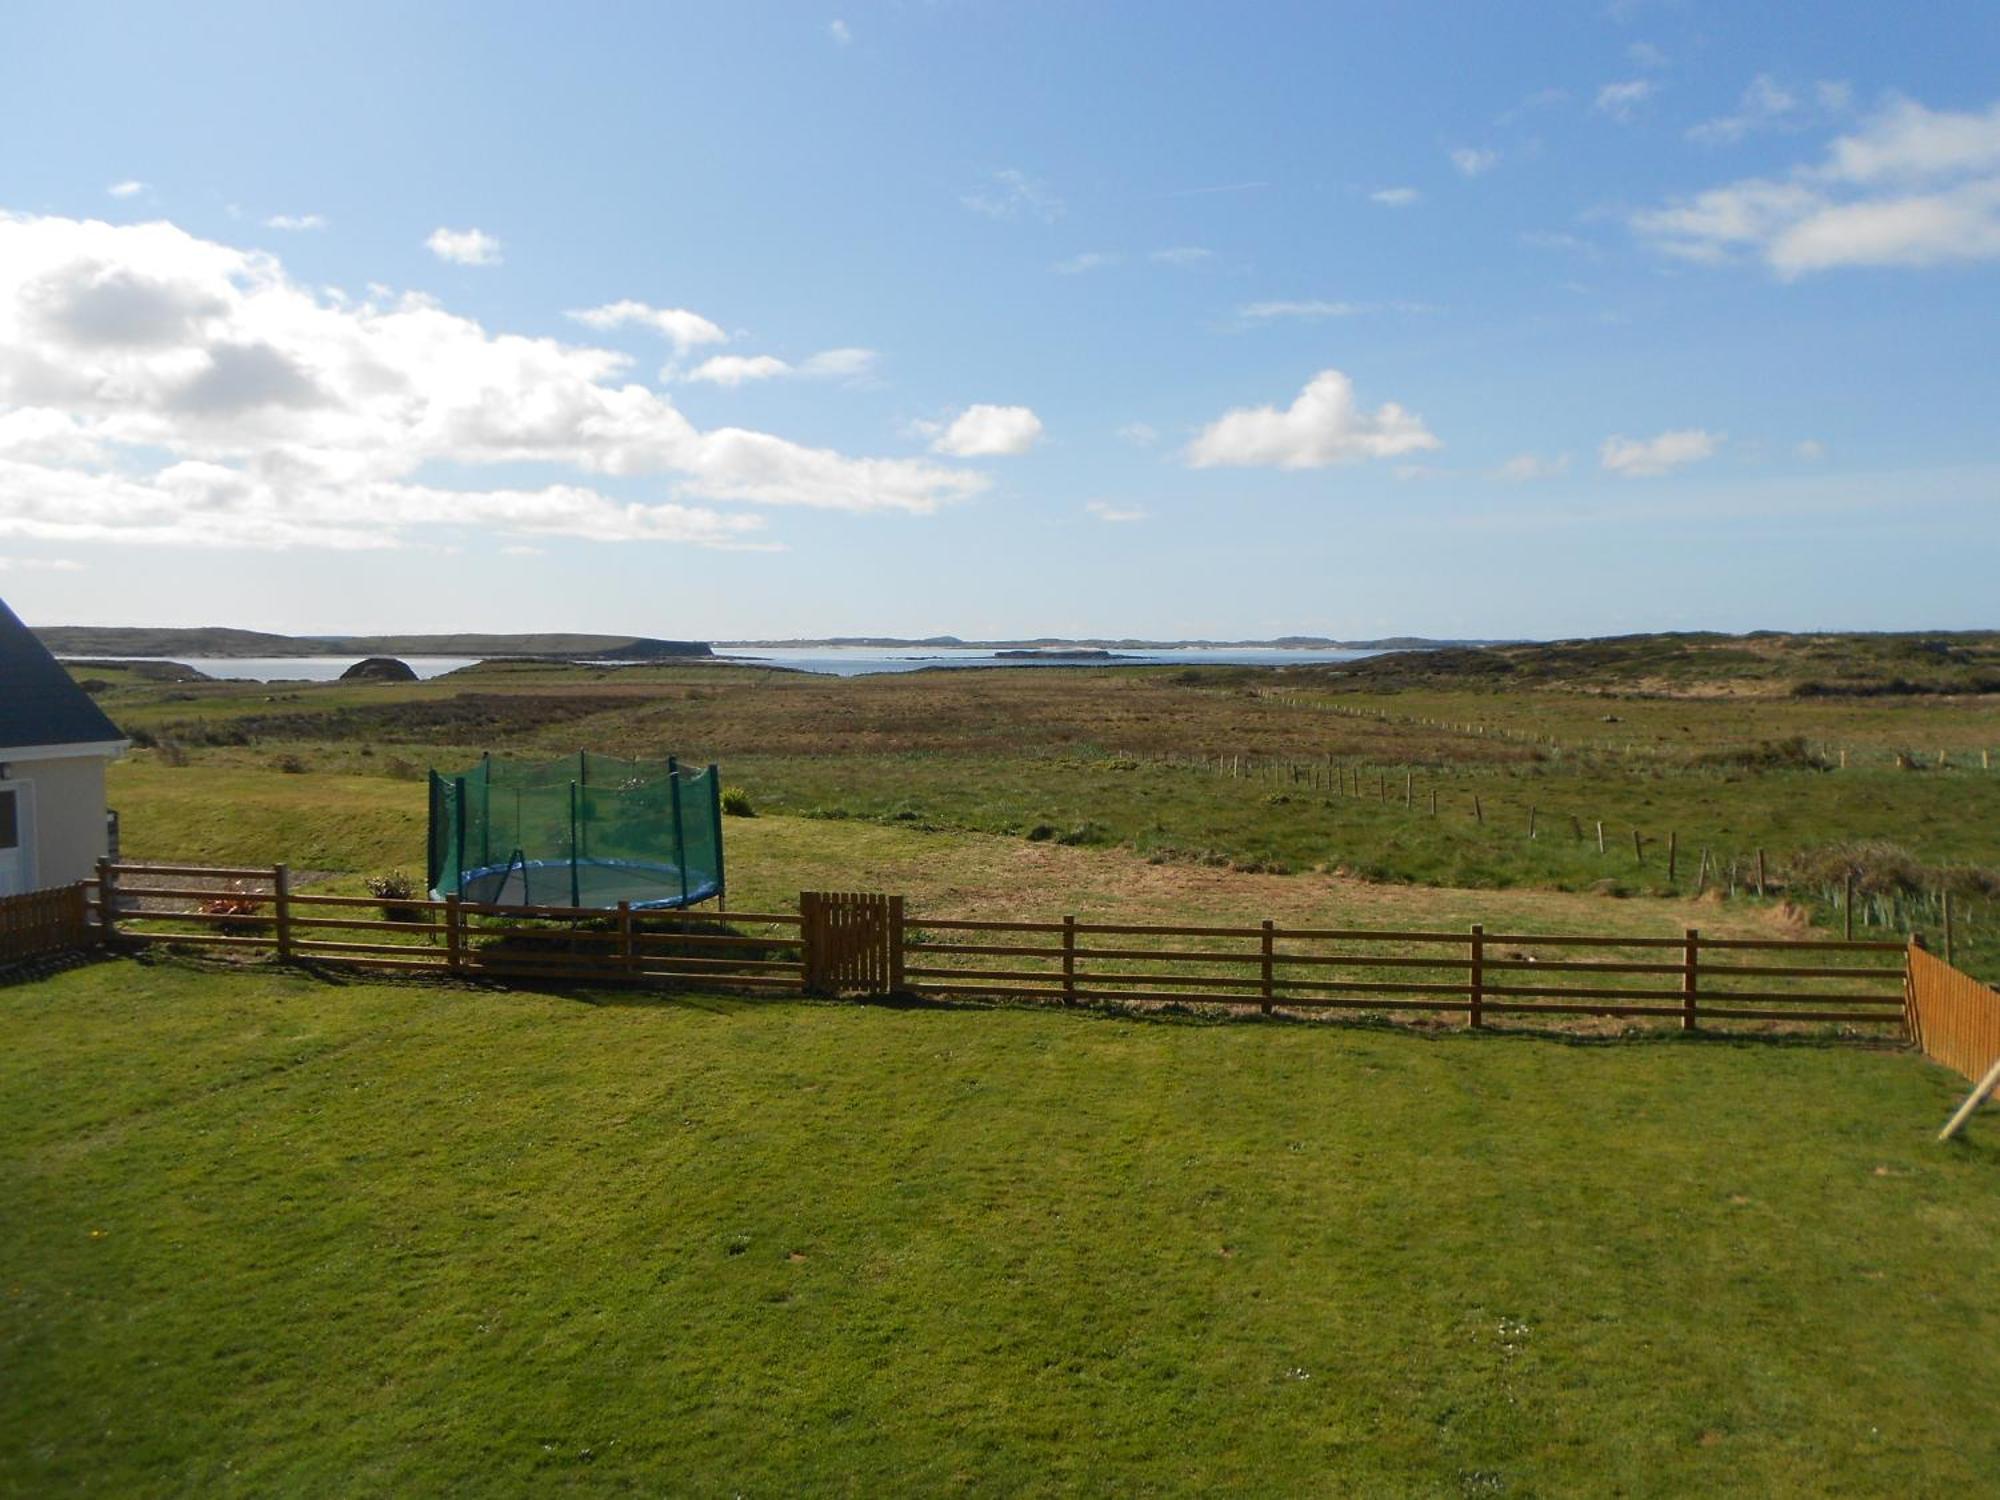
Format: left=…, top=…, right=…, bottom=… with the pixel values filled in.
left=801, top=891, right=904, bottom=996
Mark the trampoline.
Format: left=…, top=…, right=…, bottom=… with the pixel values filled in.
left=427, top=752, right=724, bottom=910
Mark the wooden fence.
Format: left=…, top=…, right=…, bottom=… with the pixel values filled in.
left=1905, top=942, right=2000, bottom=1081
left=58, top=861, right=1916, bottom=1032
left=0, top=884, right=96, bottom=966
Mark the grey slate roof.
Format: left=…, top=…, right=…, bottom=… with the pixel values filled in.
left=0, top=596, right=124, bottom=751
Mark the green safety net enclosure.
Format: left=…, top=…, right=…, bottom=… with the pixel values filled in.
left=428, top=753, right=724, bottom=909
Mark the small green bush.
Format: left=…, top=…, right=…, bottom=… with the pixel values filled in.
left=720, top=785, right=756, bottom=817
left=365, top=870, right=427, bottom=925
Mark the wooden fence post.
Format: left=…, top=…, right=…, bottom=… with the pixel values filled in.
left=1469, top=924, right=1484, bottom=1029
left=446, top=895, right=463, bottom=974
left=96, top=857, right=118, bottom=943
left=273, top=863, right=293, bottom=962
left=1667, top=832, right=1678, bottom=883
left=1062, top=915, right=1077, bottom=1006
left=888, top=895, right=906, bottom=994
left=1528, top=805, right=1538, bottom=840
left=1473, top=795, right=1484, bottom=826
left=1682, top=928, right=1699, bottom=1032
left=1756, top=849, right=1767, bottom=897
left=1260, top=920, right=1275, bottom=1015
left=800, top=891, right=823, bottom=995
left=1632, top=829, right=1644, bottom=866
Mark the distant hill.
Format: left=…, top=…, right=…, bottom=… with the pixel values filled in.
left=716, top=635, right=1501, bottom=650
left=1305, top=630, right=2000, bottom=697
left=37, top=627, right=712, bottom=660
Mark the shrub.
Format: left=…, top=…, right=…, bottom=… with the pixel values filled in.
left=366, top=870, right=428, bottom=925
left=275, top=753, right=308, bottom=774
left=720, top=785, right=756, bottom=817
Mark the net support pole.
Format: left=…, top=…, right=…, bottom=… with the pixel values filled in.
left=480, top=752, right=492, bottom=868
left=707, top=763, right=725, bottom=909
left=669, top=757, right=689, bottom=907
left=569, top=780, right=581, bottom=909
left=454, top=777, right=468, bottom=898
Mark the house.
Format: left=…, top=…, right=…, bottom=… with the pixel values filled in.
left=0, top=596, right=128, bottom=895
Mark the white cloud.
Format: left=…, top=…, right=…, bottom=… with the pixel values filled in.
left=1239, top=299, right=1366, bottom=321
left=1687, top=74, right=1850, bottom=146
left=929, top=404, right=1043, bottom=457
left=1116, top=421, right=1158, bottom=447
left=685, top=347, right=878, bottom=386
left=827, top=18, right=851, bottom=45
left=687, top=354, right=792, bottom=387
left=1084, top=500, right=1147, bottom=522
left=263, top=214, right=327, bottom=231
left=1369, top=187, right=1421, bottom=207
left=1185, top=369, right=1439, bottom=470
left=1150, top=245, right=1215, bottom=266
left=107, top=180, right=146, bottom=199
left=1053, top=251, right=1121, bottom=275
left=566, top=299, right=728, bottom=354
left=0, top=211, right=984, bottom=551
left=797, top=346, right=877, bottom=379
left=1636, top=96, right=2000, bottom=273
left=1238, top=299, right=1434, bottom=323
left=0, top=556, right=83, bottom=571
left=425, top=226, right=502, bottom=266
left=1627, top=41, right=1668, bottom=69
left=1795, top=438, right=1827, bottom=461
left=1599, top=428, right=1720, bottom=477
left=499, top=544, right=544, bottom=556
left=1594, top=79, right=1657, bottom=123
left=1491, top=451, right=1572, bottom=482
left=962, top=169, right=1062, bottom=222
left=1450, top=147, right=1499, bottom=177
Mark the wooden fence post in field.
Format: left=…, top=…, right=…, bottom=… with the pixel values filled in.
left=1528, top=805, right=1538, bottom=840
left=1596, top=821, right=1606, bottom=854
left=1404, top=772, right=1413, bottom=810
left=1756, top=849, right=1768, bottom=898
left=1667, top=832, right=1678, bottom=883
left=1469, top=924, right=1485, bottom=1029
left=273, top=863, right=293, bottom=962
left=1473, top=794, right=1484, bottom=826
left=1696, top=847, right=1711, bottom=892
left=1062, top=915, right=1077, bottom=1006
left=1682, top=928, right=1699, bottom=1032
left=1260, top=920, right=1275, bottom=1015
left=888, top=895, right=906, bottom=994
left=1430, top=788, right=1438, bottom=816
left=446, top=895, right=463, bottom=974
left=1633, top=829, right=1644, bottom=866
left=96, top=857, right=118, bottom=942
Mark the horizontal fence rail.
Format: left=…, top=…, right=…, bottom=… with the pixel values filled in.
left=17, top=862, right=1918, bottom=1035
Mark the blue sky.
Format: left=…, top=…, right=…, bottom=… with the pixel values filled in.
left=2, top=1, right=1997, bottom=640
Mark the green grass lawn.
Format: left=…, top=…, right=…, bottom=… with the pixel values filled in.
left=3, top=959, right=1995, bottom=1495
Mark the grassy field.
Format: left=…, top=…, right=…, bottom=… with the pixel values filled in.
left=77, top=641, right=2000, bottom=979
left=3, top=958, right=1995, bottom=1496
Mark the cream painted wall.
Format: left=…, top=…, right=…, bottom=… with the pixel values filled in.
left=11, top=753, right=112, bottom=890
